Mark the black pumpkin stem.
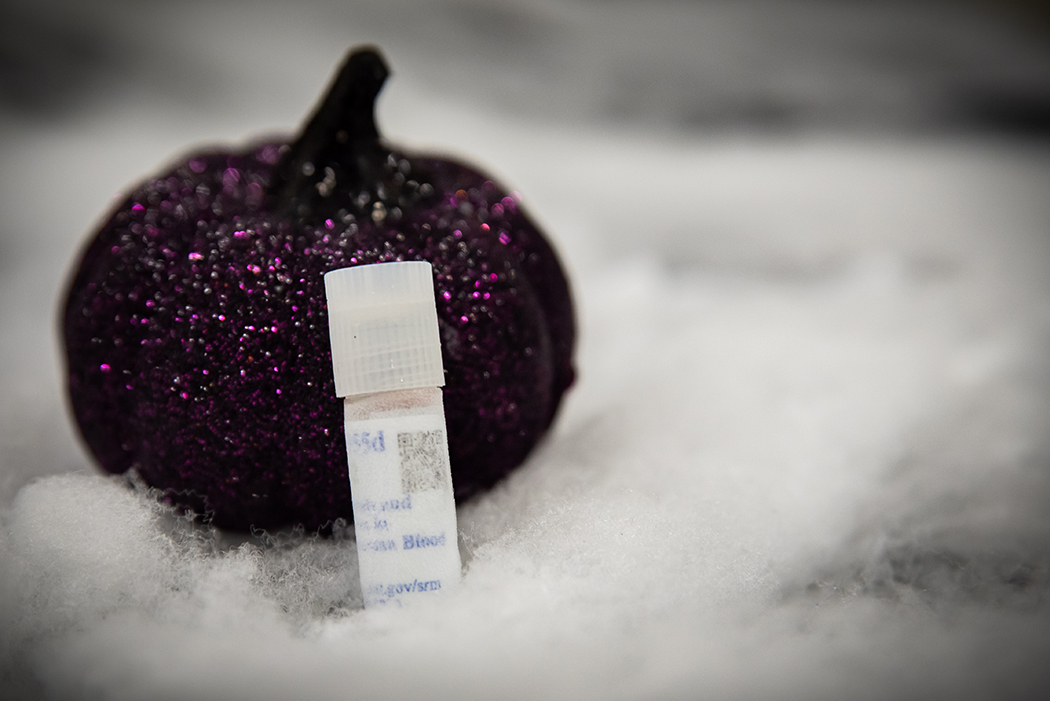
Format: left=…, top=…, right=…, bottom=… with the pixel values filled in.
left=271, top=46, right=392, bottom=220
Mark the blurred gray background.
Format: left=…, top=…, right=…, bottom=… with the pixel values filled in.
left=3, top=0, right=1050, bottom=530
left=2, top=0, right=1050, bottom=132
left=1, top=0, right=1050, bottom=519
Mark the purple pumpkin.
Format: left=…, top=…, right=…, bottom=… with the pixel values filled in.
left=62, top=47, right=575, bottom=532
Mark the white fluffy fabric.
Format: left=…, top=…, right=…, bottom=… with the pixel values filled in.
left=2, top=1, right=1049, bottom=699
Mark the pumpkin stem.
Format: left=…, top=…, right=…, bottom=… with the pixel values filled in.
left=271, top=46, right=391, bottom=220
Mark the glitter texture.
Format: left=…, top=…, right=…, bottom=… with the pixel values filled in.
left=62, top=47, right=575, bottom=532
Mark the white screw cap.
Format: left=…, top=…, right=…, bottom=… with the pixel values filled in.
left=324, top=261, right=445, bottom=397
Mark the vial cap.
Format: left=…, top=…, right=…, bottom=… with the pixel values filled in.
left=324, top=261, right=445, bottom=397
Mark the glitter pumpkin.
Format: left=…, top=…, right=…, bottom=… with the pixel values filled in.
left=62, top=47, right=575, bottom=532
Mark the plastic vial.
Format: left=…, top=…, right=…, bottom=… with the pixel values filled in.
left=324, top=261, right=461, bottom=608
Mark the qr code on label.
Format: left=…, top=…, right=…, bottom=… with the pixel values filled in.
left=398, top=430, right=446, bottom=492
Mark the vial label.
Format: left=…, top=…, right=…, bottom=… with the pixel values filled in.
left=345, top=411, right=461, bottom=607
